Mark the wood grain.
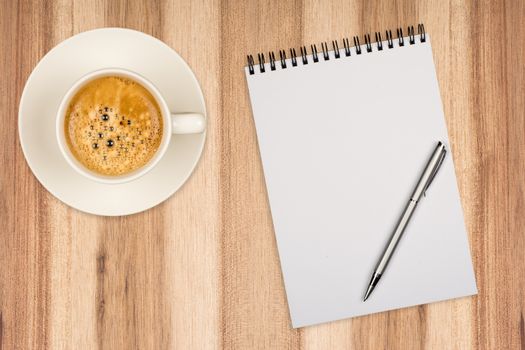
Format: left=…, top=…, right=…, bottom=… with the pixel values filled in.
left=1, top=0, right=524, bottom=349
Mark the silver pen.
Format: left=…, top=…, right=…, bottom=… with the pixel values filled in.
left=363, top=141, right=447, bottom=302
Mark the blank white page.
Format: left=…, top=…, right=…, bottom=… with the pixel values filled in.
left=245, top=35, right=477, bottom=328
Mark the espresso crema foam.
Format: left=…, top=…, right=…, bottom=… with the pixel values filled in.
left=64, top=76, right=163, bottom=176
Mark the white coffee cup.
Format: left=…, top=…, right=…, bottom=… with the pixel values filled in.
left=56, top=68, right=206, bottom=184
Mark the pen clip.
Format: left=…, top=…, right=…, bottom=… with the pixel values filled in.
left=423, top=148, right=446, bottom=196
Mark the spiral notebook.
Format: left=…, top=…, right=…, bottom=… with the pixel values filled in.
left=244, top=25, right=477, bottom=328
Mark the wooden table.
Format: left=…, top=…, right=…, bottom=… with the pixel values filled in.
left=1, top=0, right=524, bottom=349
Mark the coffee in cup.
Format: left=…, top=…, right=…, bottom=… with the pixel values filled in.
left=64, top=76, right=163, bottom=176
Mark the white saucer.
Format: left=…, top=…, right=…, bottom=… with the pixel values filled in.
left=18, top=28, right=207, bottom=216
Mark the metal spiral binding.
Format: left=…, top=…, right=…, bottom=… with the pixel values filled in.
left=290, top=48, right=297, bottom=66
left=364, top=34, right=372, bottom=52
left=269, top=51, right=276, bottom=71
left=342, top=38, right=351, bottom=56
left=311, top=44, right=319, bottom=62
left=247, top=24, right=426, bottom=75
left=257, top=53, right=265, bottom=73
left=408, top=26, right=415, bottom=44
left=300, top=46, right=308, bottom=64
left=247, top=55, right=255, bottom=74
left=321, top=42, right=329, bottom=60
left=279, top=50, right=287, bottom=68
left=375, top=32, right=383, bottom=50
left=354, top=36, right=362, bottom=54
left=332, top=41, right=340, bottom=58
left=418, top=24, right=426, bottom=42
left=397, top=28, right=404, bottom=46
left=386, top=30, right=394, bottom=48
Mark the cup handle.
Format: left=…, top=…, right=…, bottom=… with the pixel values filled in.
left=171, top=113, right=206, bottom=134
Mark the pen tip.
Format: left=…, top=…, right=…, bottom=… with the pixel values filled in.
left=363, top=272, right=381, bottom=302
left=363, top=285, right=373, bottom=302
